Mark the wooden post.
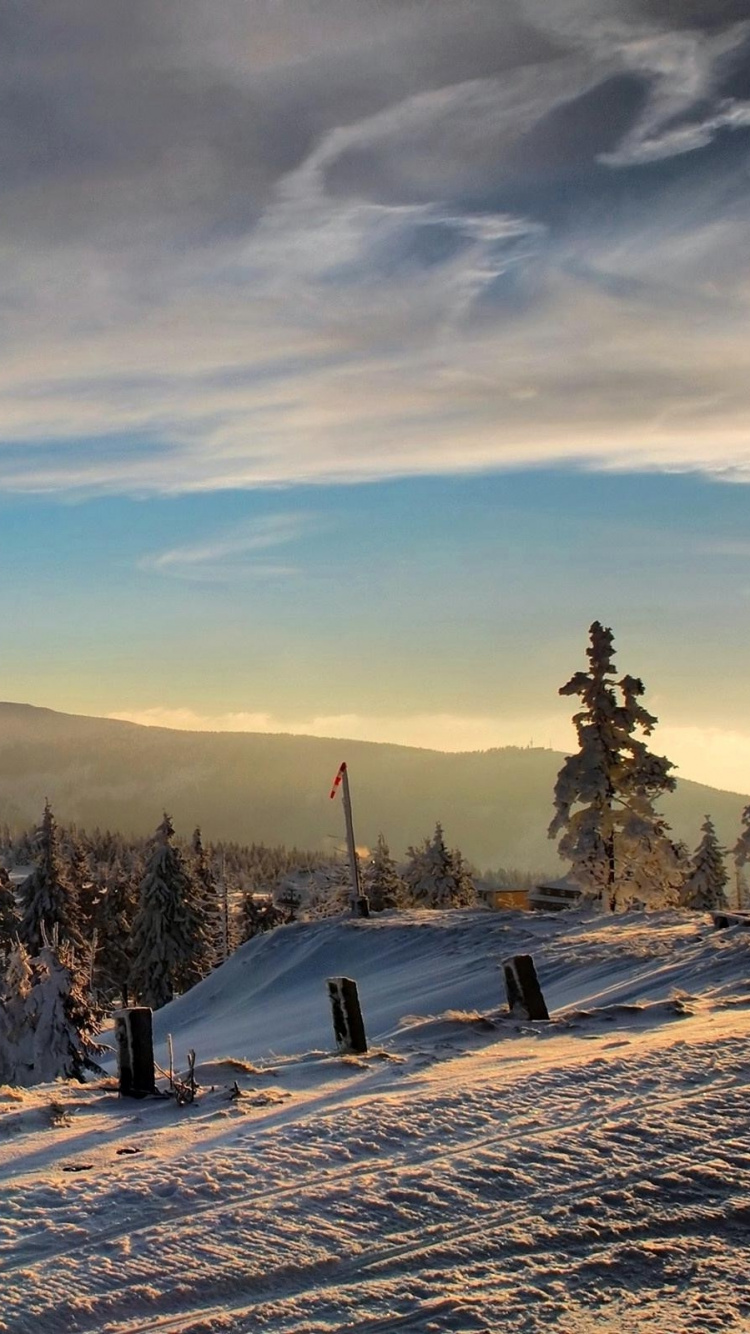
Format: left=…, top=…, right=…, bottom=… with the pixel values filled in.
left=327, top=976, right=368, bottom=1054
left=503, top=955, right=549, bottom=1021
left=339, top=765, right=370, bottom=917
left=330, top=762, right=370, bottom=917
left=114, top=1007, right=157, bottom=1097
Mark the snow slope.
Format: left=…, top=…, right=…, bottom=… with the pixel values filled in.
left=3, top=908, right=750, bottom=1333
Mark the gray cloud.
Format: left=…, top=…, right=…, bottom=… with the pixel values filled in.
left=0, top=1, right=749, bottom=492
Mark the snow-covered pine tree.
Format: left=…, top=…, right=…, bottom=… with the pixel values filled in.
left=449, top=846, right=478, bottom=907
left=0, top=865, right=20, bottom=947
left=216, top=862, right=240, bottom=961
left=18, top=802, right=83, bottom=955
left=25, top=936, right=103, bottom=1084
left=240, top=890, right=284, bottom=941
left=129, top=813, right=211, bottom=1010
left=549, top=622, right=678, bottom=911
left=303, top=861, right=355, bottom=918
left=0, top=942, right=33, bottom=1085
left=0, top=956, right=15, bottom=1085
left=93, top=855, right=138, bottom=1006
left=363, top=834, right=406, bottom=912
left=682, top=816, right=729, bottom=912
left=614, top=813, right=685, bottom=910
left=403, top=823, right=476, bottom=909
left=733, top=804, right=750, bottom=901
left=191, top=828, right=222, bottom=967
left=61, top=830, right=94, bottom=937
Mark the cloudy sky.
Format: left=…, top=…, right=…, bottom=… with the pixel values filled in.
left=1, top=0, right=750, bottom=790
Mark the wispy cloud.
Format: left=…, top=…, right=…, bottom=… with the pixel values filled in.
left=140, top=513, right=313, bottom=581
left=0, top=2, right=749, bottom=493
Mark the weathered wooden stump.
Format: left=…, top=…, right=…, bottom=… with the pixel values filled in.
left=327, top=976, right=368, bottom=1054
left=349, top=893, right=370, bottom=918
left=114, top=1007, right=157, bottom=1097
left=503, top=955, right=549, bottom=1021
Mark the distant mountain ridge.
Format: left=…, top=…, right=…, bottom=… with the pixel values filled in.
left=0, top=702, right=746, bottom=873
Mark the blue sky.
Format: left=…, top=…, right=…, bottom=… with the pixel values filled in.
left=1, top=1, right=749, bottom=789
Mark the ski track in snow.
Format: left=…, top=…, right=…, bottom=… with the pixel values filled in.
left=2, top=909, right=750, bottom=1333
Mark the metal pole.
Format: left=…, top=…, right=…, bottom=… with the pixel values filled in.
left=340, top=763, right=361, bottom=899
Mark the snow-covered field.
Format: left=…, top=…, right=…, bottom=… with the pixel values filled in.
left=3, top=908, right=750, bottom=1334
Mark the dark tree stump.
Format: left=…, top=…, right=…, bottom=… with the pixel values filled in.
left=503, top=955, right=549, bottom=1021
left=349, top=894, right=370, bottom=918
left=327, top=977, right=368, bottom=1054
left=114, top=1007, right=157, bottom=1097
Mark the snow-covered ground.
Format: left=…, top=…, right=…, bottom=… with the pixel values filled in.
left=3, top=908, right=750, bottom=1333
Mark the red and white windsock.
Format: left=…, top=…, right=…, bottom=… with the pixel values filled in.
left=329, top=762, right=347, bottom=800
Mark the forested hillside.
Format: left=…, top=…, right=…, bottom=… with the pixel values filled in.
left=0, top=703, right=745, bottom=871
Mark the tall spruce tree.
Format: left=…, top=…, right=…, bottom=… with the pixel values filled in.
left=18, top=802, right=82, bottom=955
left=129, top=813, right=210, bottom=1010
left=190, top=828, right=222, bottom=968
left=549, top=622, right=679, bottom=910
left=94, top=855, right=138, bottom=1006
left=682, top=816, right=729, bottom=911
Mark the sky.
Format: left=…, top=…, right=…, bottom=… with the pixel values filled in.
left=1, top=0, right=750, bottom=792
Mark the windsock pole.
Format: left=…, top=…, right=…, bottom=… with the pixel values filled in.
left=328, top=763, right=362, bottom=907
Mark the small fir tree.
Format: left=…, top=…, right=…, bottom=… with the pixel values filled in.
left=403, top=823, right=476, bottom=909
left=549, top=622, right=677, bottom=910
left=682, top=816, right=729, bottom=912
left=25, top=937, right=103, bottom=1084
left=18, top=802, right=82, bottom=955
left=363, top=834, right=406, bottom=912
left=275, top=875, right=303, bottom=922
left=240, top=891, right=284, bottom=941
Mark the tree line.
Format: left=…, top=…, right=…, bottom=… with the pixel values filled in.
left=0, top=802, right=483, bottom=1085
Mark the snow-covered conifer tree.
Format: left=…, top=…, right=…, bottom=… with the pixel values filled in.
left=18, top=802, right=82, bottom=955
left=549, top=622, right=678, bottom=910
left=93, top=856, right=138, bottom=1005
left=129, top=814, right=210, bottom=1009
left=403, top=823, right=476, bottom=909
left=61, top=831, right=93, bottom=936
left=0, top=865, right=20, bottom=947
left=191, top=828, right=222, bottom=967
left=240, top=890, right=284, bottom=940
left=733, top=805, right=750, bottom=898
left=682, top=816, right=729, bottom=912
left=363, top=834, right=406, bottom=912
left=25, top=937, right=103, bottom=1083
left=0, top=942, right=33, bottom=1085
